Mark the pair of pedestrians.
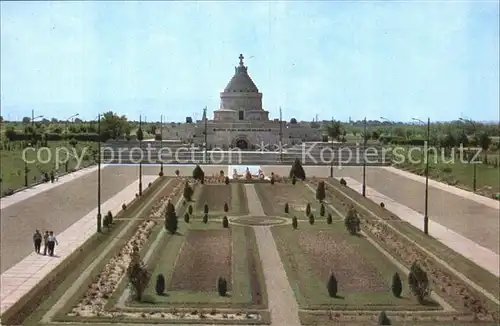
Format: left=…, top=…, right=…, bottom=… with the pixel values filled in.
left=33, top=230, right=58, bottom=256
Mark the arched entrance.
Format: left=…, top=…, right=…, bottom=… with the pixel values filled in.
left=235, top=138, right=249, bottom=150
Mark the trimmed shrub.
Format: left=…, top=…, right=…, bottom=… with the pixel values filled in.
left=284, top=203, right=289, bottom=214
left=103, top=215, right=110, bottom=228
left=378, top=311, right=391, bottom=325
left=270, top=177, right=275, bottom=185
left=320, top=203, right=325, bottom=216
left=345, top=206, right=360, bottom=235
left=184, top=212, right=190, bottom=223
left=204, top=203, right=209, bottom=214
left=222, top=216, right=229, bottom=228
left=408, top=262, right=430, bottom=303
left=327, top=213, right=333, bottom=224
left=122, top=203, right=127, bottom=210
left=309, top=214, right=315, bottom=225
left=183, top=182, right=194, bottom=201
left=188, top=205, right=193, bottom=215
left=291, top=175, right=296, bottom=185
left=316, top=181, right=326, bottom=202
left=164, top=203, right=178, bottom=234
left=217, top=276, right=228, bottom=296
left=225, top=176, right=230, bottom=185
left=340, top=178, right=347, bottom=186
left=159, top=171, right=164, bottom=176
left=224, top=202, right=229, bottom=212
left=292, top=216, right=298, bottom=229
left=155, top=274, right=165, bottom=295
left=306, top=203, right=311, bottom=216
left=380, top=202, right=385, bottom=208
left=289, top=158, right=306, bottom=180
left=193, top=164, right=205, bottom=182
left=107, top=211, right=113, bottom=224
left=327, top=272, right=338, bottom=297
left=203, top=213, right=208, bottom=224
left=175, top=169, right=180, bottom=176
left=391, top=272, right=402, bottom=298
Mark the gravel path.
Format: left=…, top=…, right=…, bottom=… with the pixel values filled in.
left=0, top=166, right=141, bottom=272
left=244, top=184, right=300, bottom=326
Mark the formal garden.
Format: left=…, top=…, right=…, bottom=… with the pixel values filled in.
left=5, top=161, right=499, bottom=326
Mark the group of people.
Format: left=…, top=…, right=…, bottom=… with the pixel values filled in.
left=32, top=230, right=59, bottom=256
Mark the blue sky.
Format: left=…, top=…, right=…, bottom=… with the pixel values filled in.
left=1, top=1, right=499, bottom=122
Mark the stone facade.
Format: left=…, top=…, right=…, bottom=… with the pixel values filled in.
left=162, top=54, right=321, bottom=149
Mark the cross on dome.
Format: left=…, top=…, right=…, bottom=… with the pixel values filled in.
left=239, top=54, right=244, bottom=66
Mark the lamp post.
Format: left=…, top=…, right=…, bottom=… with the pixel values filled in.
left=380, top=116, right=392, bottom=138
left=160, top=114, right=164, bottom=175
left=65, top=113, right=79, bottom=172
left=362, top=117, right=367, bottom=197
left=412, top=117, right=430, bottom=235
left=204, top=107, right=208, bottom=164
left=97, top=113, right=102, bottom=232
left=330, top=117, right=334, bottom=177
left=459, top=118, right=477, bottom=192
left=279, top=107, right=283, bottom=163
left=138, top=115, right=143, bottom=196
left=24, top=111, right=44, bottom=187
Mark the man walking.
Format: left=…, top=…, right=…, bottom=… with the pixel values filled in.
left=47, top=231, right=58, bottom=256
left=33, top=230, right=42, bottom=254
left=43, top=231, right=49, bottom=255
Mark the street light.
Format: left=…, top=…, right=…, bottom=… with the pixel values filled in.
left=330, top=117, right=334, bottom=177
left=65, top=113, right=79, bottom=172
left=138, top=115, right=143, bottom=196
left=459, top=118, right=477, bottom=192
left=97, top=113, right=102, bottom=232
left=160, top=114, right=164, bottom=175
left=380, top=116, right=392, bottom=137
left=362, top=117, right=367, bottom=197
left=24, top=110, right=44, bottom=187
left=412, top=117, right=430, bottom=235
left=279, top=107, right=283, bottom=163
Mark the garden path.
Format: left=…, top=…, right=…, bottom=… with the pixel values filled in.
left=245, top=184, right=301, bottom=326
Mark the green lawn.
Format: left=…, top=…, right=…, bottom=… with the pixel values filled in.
left=271, top=222, right=442, bottom=311
left=0, top=140, right=97, bottom=193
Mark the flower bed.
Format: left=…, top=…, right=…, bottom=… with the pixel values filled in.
left=363, top=219, right=498, bottom=322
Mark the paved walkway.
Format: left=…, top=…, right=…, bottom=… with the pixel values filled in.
left=245, top=184, right=300, bottom=326
left=0, top=164, right=103, bottom=210
left=0, top=175, right=157, bottom=316
left=337, top=177, right=499, bottom=277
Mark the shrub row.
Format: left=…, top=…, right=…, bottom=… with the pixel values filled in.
left=5, top=132, right=102, bottom=142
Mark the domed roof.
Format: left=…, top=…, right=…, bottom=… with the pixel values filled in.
left=223, top=54, right=259, bottom=93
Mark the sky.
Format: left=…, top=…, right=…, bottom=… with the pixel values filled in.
left=1, top=1, right=499, bottom=123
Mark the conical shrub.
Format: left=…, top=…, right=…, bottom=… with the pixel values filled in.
left=327, top=272, right=338, bottom=297
left=224, top=202, right=229, bottom=212
left=155, top=274, right=165, bottom=295
left=184, top=212, right=190, bottom=223
left=285, top=203, right=289, bottom=214
left=391, top=272, right=402, bottom=298
left=203, top=213, right=208, bottom=224
left=320, top=204, right=325, bottom=216
left=378, top=311, right=391, bottom=325
left=217, top=276, right=228, bottom=296
left=309, top=214, right=315, bottom=225
left=204, top=203, right=209, bottom=214
left=306, top=203, right=311, bottom=216
left=222, top=216, right=229, bottom=228
left=188, top=205, right=193, bottom=215
left=327, top=213, right=333, bottom=224
left=292, top=216, right=298, bottom=229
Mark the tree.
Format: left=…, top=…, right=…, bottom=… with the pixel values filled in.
left=320, top=204, right=325, bottom=217
left=327, top=120, right=342, bottom=140
left=127, top=260, right=150, bottom=301
left=225, top=176, right=230, bottom=185
left=0, top=116, right=3, bottom=123
left=4, top=127, right=16, bottom=141
left=224, top=202, right=229, bottom=212
left=327, top=272, right=338, bottom=297
left=188, top=205, right=193, bottom=215
left=183, top=181, right=194, bottom=201
left=289, top=158, right=306, bottom=180
left=22, top=117, right=31, bottom=124
left=391, top=272, right=402, bottom=298
left=203, top=213, right=208, bottom=224
left=327, top=213, right=333, bottom=224
left=309, top=214, right=315, bottom=225
left=155, top=274, right=165, bottom=295
left=306, top=203, right=311, bottom=216
left=284, top=203, right=289, bottom=214
left=222, top=216, right=229, bottom=228
left=378, top=311, right=391, bottom=325
left=291, top=175, right=296, bottom=185
left=292, top=216, right=298, bottom=229
left=408, top=262, right=431, bottom=303
left=457, top=131, right=469, bottom=147
left=316, top=181, right=326, bottom=202
left=193, top=164, right=205, bottom=182
left=217, top=276, right=228, bottom=296
left=164, top=201, right=178, bottom=234
left=345, top=206, right=360, bottom=235
left=476, top=131, right=492, bottom=158
left=204, top=203, right=209, bottom=214
left=136, top=127, right=144, bottom=141
left=184, top=212, right=190, bottom=223
left=100, top=111, right=129, bottom=140
left=340, top=178, right=347, bottom=186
